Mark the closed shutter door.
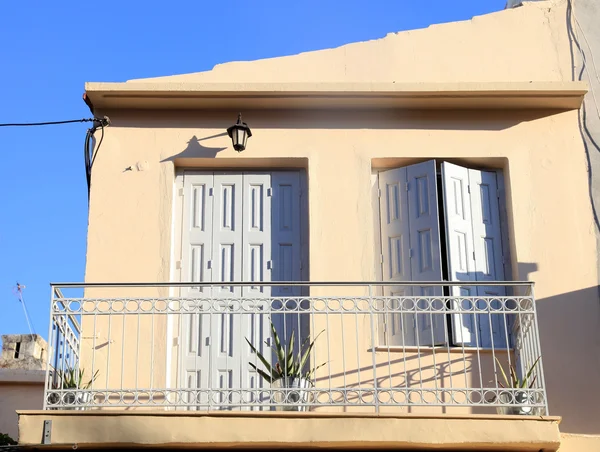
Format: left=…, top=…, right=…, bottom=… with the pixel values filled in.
left=181, top=173, right=214, bottom=406
left=179, top=171, right=303, bottom=408
left=270, top=172, right=303, bottom=345
left=210, top=173, right=244, bottom=408
left=241, top=174, right=273, bottom=400
left=441, top=163, right=507, bottom=347
left=378, top=160, right=445, bottom=346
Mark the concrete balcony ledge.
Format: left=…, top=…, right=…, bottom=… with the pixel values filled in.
left=18, top=410, right=562, bottom=451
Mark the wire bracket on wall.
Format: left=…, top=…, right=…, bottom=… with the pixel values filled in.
left=84, top=116, right=111, bottom=201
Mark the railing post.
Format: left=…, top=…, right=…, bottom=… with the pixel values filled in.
left=43, top=286, right=56, bottom=410
left=529, top=283, right=549, bottom=415
left=368, top=284, right=379, bottom=413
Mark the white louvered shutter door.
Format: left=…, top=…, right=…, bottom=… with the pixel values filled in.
left=379, top=161, right=445, bottom=346
left=180, top=172, right=214, bottom=408
left=441, top=162, right=478, bottom=346
left=378, top=166, right=415, bottom=345
left=469, top=169, right=507, bottom=349
left=442, top=163, right=507, bottom=348
left=210, top=173, right=244, bottom=408
left=406, top=161, right=445, bottom=346
left=240, top=174, right=273, bottom=405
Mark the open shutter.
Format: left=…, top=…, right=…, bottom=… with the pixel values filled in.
left=441, top=163, right=507, bottom=348
left=441, top=162, right=477, bottom=346
left=469, top=169, right=507, bottom=348
left=378, top=160, right=445, bottom=346
left=378, top=166, right=414, bottom=346
left=406, top=161, right=445, bottom=346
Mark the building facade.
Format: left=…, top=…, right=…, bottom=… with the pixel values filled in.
left=18, top=1, right=600, bottom=450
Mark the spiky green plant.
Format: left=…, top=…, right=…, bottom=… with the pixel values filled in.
left=55, top=367, right=99, bottom=390
left=0, top=433, right=17, bottom=446
left=246, top=322, right=326, bottom=383
left=495, top=356, right=541, bottom=389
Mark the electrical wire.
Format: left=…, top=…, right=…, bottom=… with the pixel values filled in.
left=0, top=115, right=109, bottom=201
left=567, top=0, right=600, bottom=234
left=0, top=118, right=95, bottom=127
left=574, top=15, right=600, bottom=121
left=84, top=117, right=110, bottom=201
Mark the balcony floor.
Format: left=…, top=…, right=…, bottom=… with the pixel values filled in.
left=18, top=410, right=561, bottom=451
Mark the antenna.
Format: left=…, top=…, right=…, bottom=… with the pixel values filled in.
left=13, top=282, right=35, bottom=336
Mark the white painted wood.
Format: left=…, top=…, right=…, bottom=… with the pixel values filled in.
left=179, top=171, right=303, bottom=408
left=241, top=174, right=273, bottom=404
left=441, top=162, right=477, bottom=346
left=271, top=172, right=302, bottom=297
left=469, top=169, right=507, bottom=348
left=406, top=161, right=445, bottom=346
left=378, top=161, right=445, bottom=346
left=270, top=172, right=303, bottom=353
left=441, top=163, right=508, bottom=348
left=242, top=174, right=272, bottom=298
left=180, top=173, right=214, bottom=408
left=212, top=173, right=244, bottom=299
left=378, top=166, right=414, bottom=346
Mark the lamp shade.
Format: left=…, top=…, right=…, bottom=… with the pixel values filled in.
left=227, top=114, right=252, bottom=152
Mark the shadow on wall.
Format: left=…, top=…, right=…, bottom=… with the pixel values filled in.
left=103, top=109, right=569, bottom=132
left=517, top=262, right=539, bottom=281
left=536, top=285, right=600, bottom=434
left=161, top=134, right=228, bottom=163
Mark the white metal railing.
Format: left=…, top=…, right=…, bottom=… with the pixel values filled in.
left=44, top=282, right=547, bottom=415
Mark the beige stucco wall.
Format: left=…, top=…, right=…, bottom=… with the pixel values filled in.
left=0, top=374, right=44, bottom=440
left=75, top=0, right=600, bottom=447
left=18, top=411, right=563, bottom=450
left=82, top=107, right=600, bottom=430
left=559, top=434, right=600, bottom=452
left=130, top=0, right=572, bottom=85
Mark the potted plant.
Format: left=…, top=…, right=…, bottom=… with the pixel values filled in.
left=49, top=367, right=99, bottom=409
left=246, top=322, right=326, bottom=411
left=494, top=356, right=541, bottom=415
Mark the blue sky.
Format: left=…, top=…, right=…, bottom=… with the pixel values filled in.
left=0, top=0, right=506, bottom=338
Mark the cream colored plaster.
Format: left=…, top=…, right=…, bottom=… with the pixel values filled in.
left=74, top=0, right=600, bottom=446
left=84, top=81, right=587, bottom=111
left=81, top=108, right=600, bottom=431
left=18, top=411, right=562, bottom=450
left=125, top=1, right=571, bottom=85
left=0, top=380, right=44, bottom=440
left=558, top=434, right=600, bottom=451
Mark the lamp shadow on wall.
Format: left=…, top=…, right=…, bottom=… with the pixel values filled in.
left=160, top=134, right=227, bottom=163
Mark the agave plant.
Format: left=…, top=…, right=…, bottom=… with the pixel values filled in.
left=55, top=367, right=99, bottom=390
left=246, top=322, right=326, bottom=383
left=494, top=356, right=541, bottom=389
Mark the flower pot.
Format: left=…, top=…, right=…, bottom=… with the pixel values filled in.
left=271, top=378, right=313, bottom=411
left=496, top=390, right=540, bottom=415
left=62, top=391, right=92, bottom=410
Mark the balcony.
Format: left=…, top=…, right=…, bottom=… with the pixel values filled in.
left=18, top=282, right=561, bottom=450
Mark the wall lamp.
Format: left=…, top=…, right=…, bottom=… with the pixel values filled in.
left=227, top=113, right=252, bottom=152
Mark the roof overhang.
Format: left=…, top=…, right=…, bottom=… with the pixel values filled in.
left=84, top=81, right=587, bottom=112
